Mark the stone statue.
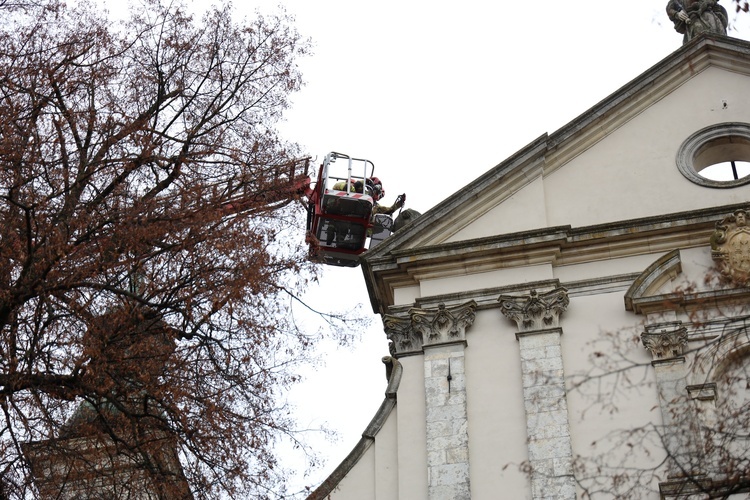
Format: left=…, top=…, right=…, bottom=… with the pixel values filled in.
left=666, top=0, right=728, bottom=44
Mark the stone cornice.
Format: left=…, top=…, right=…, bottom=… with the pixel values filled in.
left=383, top=275, right=639, bottom=327
left=360, top=38, right=750, bottom=317
left=411, top=279, right=563, bottom=312
left=380, top=203, right=732, bottom=268
left=630, top=287, right=750, bottom=315
left=362, top=203, right=748, bottom=315
left=383, top=301, right=477, bottom=357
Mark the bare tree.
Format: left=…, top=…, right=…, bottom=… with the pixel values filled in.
left=0, top=0, right=339, bottom=497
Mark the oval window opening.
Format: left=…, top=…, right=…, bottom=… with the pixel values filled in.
left=676, top=123, right=750, bottom=188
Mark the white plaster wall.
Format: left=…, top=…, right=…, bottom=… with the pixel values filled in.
left=446, top=176, right=548, bottom=243
left=545, top=67, right=750, bottom=229
left=419, top=264, right=553, bottom=297
left=330, top=444, right=377, bottom=500
left=395, top=355, right=428, bottom=500
left=562, top=291, right=665, bottom=498
left=465, top=309, right=532, bottom=499
left=554, top=252, right=674, bottom=283
left=374, top=407, right=399, bottom=500
left=665, top=246, right=716, bottom=294
left=393, top=285, right=420, bottom=306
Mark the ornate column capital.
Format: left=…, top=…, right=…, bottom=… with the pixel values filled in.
left=383, top=301, right=477, bottom=356
left=641, top=322, right=688, bottom=360
left=411, top=301, right=476, bottom=348
left=498, top=288, right=569, bottom=332
left=383, top=314, right=421, bottom=357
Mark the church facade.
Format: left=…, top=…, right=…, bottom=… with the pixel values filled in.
left=310, top=34, right=750, bottom=499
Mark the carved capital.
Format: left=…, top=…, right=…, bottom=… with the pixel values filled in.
left=383, top=314, right=421, bottom=356
left=711, top=209, right=750, bottom=287
left=498, top=288, right=569, bottom=332
left=383, top=301, right=477, bottom=356
left=641, top=322, right=688, bottom=360
left=411, top=301, right=476, bottom=348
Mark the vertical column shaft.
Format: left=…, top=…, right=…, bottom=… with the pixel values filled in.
left=516, top=328, right=576, bottom=500
left=385, top=301, right=477, bottom=500
left=424, top=344, right=470, bottom=500
left=642, top=322, right=704, bottom=478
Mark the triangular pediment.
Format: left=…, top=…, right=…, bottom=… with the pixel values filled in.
left=365, top=35, right=750, bottom=261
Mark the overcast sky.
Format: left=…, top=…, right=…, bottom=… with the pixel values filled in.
left=224, top=0, right=750, bottom=494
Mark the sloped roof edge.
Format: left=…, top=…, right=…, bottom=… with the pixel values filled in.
left=363, top=202, right=750, bottom=314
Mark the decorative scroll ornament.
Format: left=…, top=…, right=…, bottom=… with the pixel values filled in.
left=711, top=210, right=750, bottom=287
left=497, top=288, right=569, bottom=332
left=383, top=301, right=477, bottom=356
left=641, top=322, right=688, bottom=360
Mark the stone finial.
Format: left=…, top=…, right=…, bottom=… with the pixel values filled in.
left=498, top=288, right=569, bottom=332
left=641, top=322, right=688, bottom=360
left=383, top=301, right=477, bottom=356
left=711, top=209, right=750, bottom=287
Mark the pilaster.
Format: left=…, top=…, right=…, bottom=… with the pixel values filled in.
left=498, top=288, right=576, bottom=500
left=424, top=343, right=470, bottom=500
left=641, top=322, right=704, bottom=479
left=384, top=301, right=476, bottom=500
left=687, top=383, right=719, bottom=472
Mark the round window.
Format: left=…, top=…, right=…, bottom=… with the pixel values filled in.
left=676, top=123, right=750, bottom=188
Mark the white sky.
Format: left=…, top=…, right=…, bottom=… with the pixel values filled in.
left=129, top=0, right=748, bottom=494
